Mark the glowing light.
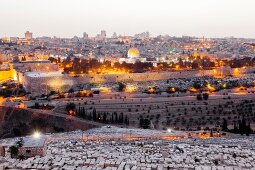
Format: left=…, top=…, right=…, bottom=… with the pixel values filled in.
left=68, top=110, right=76, bottom=116
left=206, top=84, right=216, bottom=92
left=167, top=87, right=176, bottom=93
left=77, top=90, right=92, bottom=96
left=188, top=87, right=198, bottom=93
left=238, top=86, right=247, bottom=91
left=88, top=67, right=130, bottom=75
left=33, top=131, right=41, bottom=139
left=125, top=85, right=137, bottom=93
left=167, top=128, right=172, bottom=133
left=233, top=68, right=241, bottom=77
left=148, top=87, right=156, bottom=93
left=175, top=65, right=180, bottom=70
left=17, top=103, right=26, bottom=109
left=99, top=87, right=111, bottom=93
left=13, top=72, right=17, bottom=81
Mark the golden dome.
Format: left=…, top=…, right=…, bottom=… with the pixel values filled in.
left=128, top=48, right=140, bottom=58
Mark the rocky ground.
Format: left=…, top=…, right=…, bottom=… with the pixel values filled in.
left=0, top=126, right=254, bottom=170
left=54, top=92, right=255, bottom=130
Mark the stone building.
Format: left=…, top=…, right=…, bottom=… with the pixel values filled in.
left=0, top=145, right=5, bottom=157
left=19, top=137, right=47, bottom=158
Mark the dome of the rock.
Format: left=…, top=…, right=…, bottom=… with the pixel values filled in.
left=128, top=48, right=140, bottom=58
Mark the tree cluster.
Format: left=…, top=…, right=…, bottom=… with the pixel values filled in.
left=9, top=138, right=25, bottom=160
left=66, top=103, right=76, bottom=115
left=223, top=117, right=252, bottom=136
left=77, top=107, right=129, bottom=125
left=196, top=93, right=209, bottom=100
left=139, top=116, right=151, bottom=129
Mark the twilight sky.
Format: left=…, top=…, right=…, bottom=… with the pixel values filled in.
left=0, top=0, right=255, bottom=38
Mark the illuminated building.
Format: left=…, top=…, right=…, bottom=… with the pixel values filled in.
left=18, top=54, right=49, bottom=61
left=13, top=60, right=59, bottom=73
left=213, top=66, right=232, bottom=78
left=20, top=71, right=73, bottom=94
left=0, top=64, right=17, bottom=82
left=119, top=48, right=146, bottom=64
left=25, top=31, right=33, bottom=41
left=125, top=84, right=138, bottom=93
left=91, top=87, right=112, bottom=93
left=19, top=31, right=33, bottom=45
left=128, top=48, right=140, bottom=58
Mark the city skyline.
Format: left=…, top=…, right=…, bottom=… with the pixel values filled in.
left=1, top=0, right=255, bottom=38
left=1, top=0, right=255, bottom=167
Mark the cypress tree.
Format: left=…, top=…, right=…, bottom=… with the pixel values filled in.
left=139, top=116, right=144, bottom=128
left=233, top=121, right=238, bottom=133
left=78, top=107, right=81, bottom=116
left=97, top=113, right=101, bottom=122
left=238, top=120, right=243, bottom=135
left=124, top=115, right=128, bottom=125
left=222, top=118, right=228, bottom=131
left=103, top=112, right=107, bottom=123
left=246, top=122, right=251, bottom=136
left=92, top=109, right=97, bottom=121
left=114, top=112, right=118, bottom=123
left=119, top=112, right=124, bottom=124
left=111, top=113, right=114, bottom=123
left=241, top=117, right=246, bottom=135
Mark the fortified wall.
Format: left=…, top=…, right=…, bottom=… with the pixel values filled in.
left=82, top=70, right=213, bottom=83
left=0, top=64, right=16, bottom=82
left=20, top=70, right=216, bottom=94
left=19, top=66, right=254, bottom=94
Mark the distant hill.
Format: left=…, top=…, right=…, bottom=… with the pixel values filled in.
left=0, top=107, right=98, bottom=138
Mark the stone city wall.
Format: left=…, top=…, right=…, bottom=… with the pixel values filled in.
left=83, top=70, right=213, bottom=83
left=21, top=70, right=215, bottom=94
left=19, top=67, right=255, bottom=94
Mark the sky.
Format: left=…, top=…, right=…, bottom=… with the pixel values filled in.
left=0, top=0, right=255, bottom=38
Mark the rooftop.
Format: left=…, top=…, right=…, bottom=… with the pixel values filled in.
left=25, top=71, right=63, bottom=78
left=22, top=137, right=46, bottom=148
left=19, top=60, right=51, bottom=64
